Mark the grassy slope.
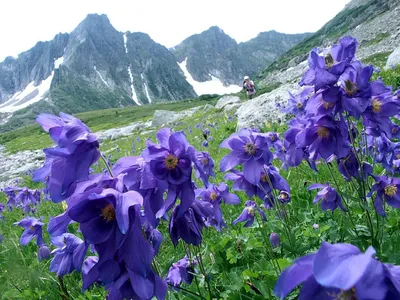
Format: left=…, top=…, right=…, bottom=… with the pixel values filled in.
left=0, top=97, right=218, bottom=153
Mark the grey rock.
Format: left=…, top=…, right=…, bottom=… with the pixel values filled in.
left=215, top=95, right=241, bottom=109
left=386, top=46, right=400, bottom=68
left=236, top=83, right=301, bottom=130
left=96, top=121, right=149, bottom=142
left=151, top=106, right=202, bottom=127
left=223, top=103, right=242, bottom=112
left=203, top=104, right=214, bottom=112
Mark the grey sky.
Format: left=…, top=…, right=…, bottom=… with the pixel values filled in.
left=0, top=0, right=351, bottom=61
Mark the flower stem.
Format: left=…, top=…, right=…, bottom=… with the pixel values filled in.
left=168, top=284, right=206, bottom=300
left=194, top=246, right=213, bottom=300
left=101, top=153, right=114, bottom=177
left=58, top=276, right=70, bottom=300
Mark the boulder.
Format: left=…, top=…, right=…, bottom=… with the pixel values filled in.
left=151, top=106, right=202, bottom=127
left=215, top=95, right=241, bottom=109
left=236, top=83, right=301, bottom=130
left=203, top=103, right=215, bottom=112
left=97, top=121, right=148, bottom=141
left=223, top=103, right=242, bottom=112
left=386, top=46, right=400, bottom=69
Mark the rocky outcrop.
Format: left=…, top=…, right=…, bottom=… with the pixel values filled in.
left=386, top=46, right=400, bottom=68
left=215, top=95, right=241, bottom=109
left=151, top=106, right=202, bottom=127
left=236, top=83, right=300, bottom=130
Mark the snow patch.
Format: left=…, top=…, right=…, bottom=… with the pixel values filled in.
left=0, top=72, right=54, bottom=113
left=178, top=58, right=241, bottom=96
left=94, top=66, right=110, bottom=87
left=123, top=33, right=141, bottom=106
left=54, top=56, right=64, bottom=69
left=141, top=73, right=152, bottom=103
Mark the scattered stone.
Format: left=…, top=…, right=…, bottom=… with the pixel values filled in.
left=223, top=103, right=242, bottom=112
left=236, top=83, right=301, bottom=130
left=203, top=104, right=214, bottom=112
left=151, top=106, right=202, bottom=127
left=97, top=121, right=148, bottom=141
left=215, top=95, right=241, bottom=109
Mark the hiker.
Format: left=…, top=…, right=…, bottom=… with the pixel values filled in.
left=243, top=76, right=256, bottom=99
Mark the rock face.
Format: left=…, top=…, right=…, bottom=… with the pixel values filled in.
left=215, top=95, right=241, bottom=109
left=171, top=26, right=311, bottom=86
left=236, top=83, right=301, bottom=130
left=386, top=46, right=400, bottom=68
left=151, top=106, right=202, bottom=127
left=259, top=0, right=400, bottom=87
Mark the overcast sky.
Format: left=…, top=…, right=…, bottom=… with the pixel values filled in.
left=0, top=0, right=351, bottom=61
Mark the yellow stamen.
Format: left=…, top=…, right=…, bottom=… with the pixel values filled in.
left=320, top=99, right=334, bottom=109
left=384, top=185, right=397, bottom=197
left=246, top=207, right=255, bottom=216
left=317, top=127, right=330, bottom=138
left=372, top=98, right=382, bottom=113
left=164, top=154, right=179, bottom=170
left=296, top=102, right=303, bottom=109
left=244, top=143, right=257, bottom=155
left=210, top=192, right=218, bottom=201
left=344, top=80, right=358, bottom=96
left=101, top=204, right=116, bottom=222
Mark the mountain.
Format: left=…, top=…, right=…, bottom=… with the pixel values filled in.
left=0, top=14, right=310, bottom=132
left=257, top=0, right=400, bottom=87
left=171, top=26, right=312, bottom=88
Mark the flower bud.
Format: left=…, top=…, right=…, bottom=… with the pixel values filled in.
left=270, top=232, right=281, bottom=248
left=38, top=245, right=51, bottom=261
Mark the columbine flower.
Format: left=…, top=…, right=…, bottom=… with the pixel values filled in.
left=14, top=217, right=44, bottom=246
left=232, top=201, right=267, bottom=227
left=220, top=129, right=273, bottom=184
left=308, top=183, right=346, bottom=212
left=14, top=188, right=41, bottom=210
left=68, top=188, right=143, bottom=245
left=270, top=233, right=281, bottom=248
left=169, top=199, right=214, bottom=246
left=368, top=176, right=400, bottom=216
left=203, top=128, right=210, bottom=140
left=165, top=256, right=195, bottom=289
left=50, top=233, right=87, bottom=276
left=337, top=151, right=360, bottom=181
left=295, top=116, right=349, bottom=160
left=278, top=191, right=291, bottom=204
left=196, top=183, right=240, bottom=231
left=33, top=113, right=101, bottom=202
left=282, top=87, right=313, bottom=116
left=202, top=140, right=209, bottom=148
left=274, top=242, right=400, bottom=299
left=38, top=245, right=51, bottom=260
left=192, top=151, right=215, bottom=187
left=300, top=36, right=357, bottom=90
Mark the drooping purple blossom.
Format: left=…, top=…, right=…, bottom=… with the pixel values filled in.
left=282, top=87, right=314, bottom=116
left=220, top=129, right=273, bottom=184
left=308, top=183, right=346, bottom=212
left=14, top=217, right=44, bottom=246
left=33, top=113, right=101, bottom=202
left=50, top=233, right=87, bottom=276
left=196, top=183, right=240, bottom=231
left=165, top=256, right=196, bottom=289
left=192, top=151, right=215, bottom=187
left=232, top=201, right=267, bottom=227
left=274, top=242, right=400, bottom=299
left=169, top=199, right=214, bottom=246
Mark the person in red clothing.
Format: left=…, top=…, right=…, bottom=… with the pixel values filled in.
left=243, top=76, right=256, bottom=99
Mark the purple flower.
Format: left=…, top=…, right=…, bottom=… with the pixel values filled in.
left=278, top=191, right=291, bottom=204
left=232, top=201, right=267, bottom=227
left=313, top=223, right=319, bottom=229
left=165, top=256, right=195, bottom=289
left=14, top=188, right=41, bottom=208
left=308, top=183, right=346, bottom=212
left=274, top=242, right=400, bottom=299
left=295, top=116, right=349, bottom=161
left=203, top=128, right=210, bottom=139
left=202, top=140, right=209, bottom=148
left=220, top=129, right=273, bottom=184
left=14, top=217, right=44, bottom=246
left=337, top=151, right=360, bottom=181
left=68, top=188, right=143, bottom=245
left=270, top=233, right=281, bottom=248
left=192, top=151, right=215, bottom=187
left=143, top=128, right=195, bottom=217
left=282, top=87, right=313, bottom=116
left=301, top=36, right=357, bottom=90
left=50, top=233, right=87, bottom=276
left=0, top=233, right=3, bottom=243
left=33, top=113, right=101, bottom=202
left=369, top=176, right=400, bottom=216
left=169, top=199, right=214, bottom=246
left=38, top=245, right=51, bottom=260
left=196, top=183, right=240, bottom=231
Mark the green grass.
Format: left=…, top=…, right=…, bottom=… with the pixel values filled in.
left=360, top=32, right=390, bottom=48
left=0, top=98, right=218, bottom=154
left=362, top=51, right=392, bottom=67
